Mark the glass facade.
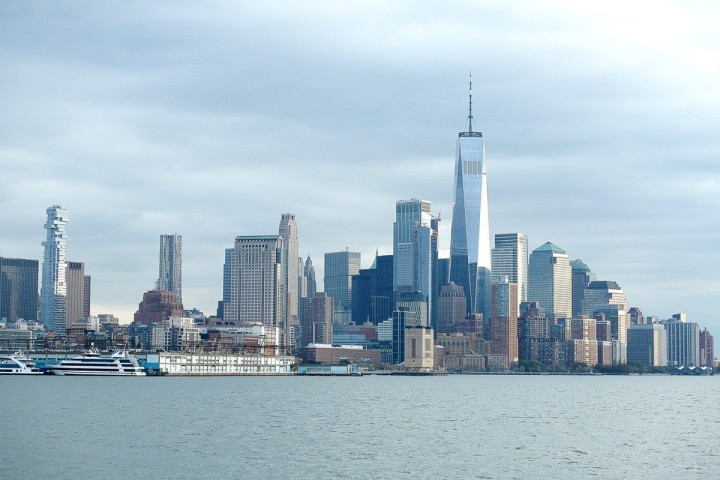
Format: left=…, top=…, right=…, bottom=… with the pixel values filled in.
left=40, top=205, right=68, bottom=334
left=450, top=134, right=491, bottom=320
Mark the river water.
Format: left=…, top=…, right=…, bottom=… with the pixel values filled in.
left=1, top=375, right=717, bottom=479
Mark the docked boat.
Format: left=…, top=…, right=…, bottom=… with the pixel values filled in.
left=0, top=352, right=43, bottom=375
left=49, top=349, right=146, bottom=376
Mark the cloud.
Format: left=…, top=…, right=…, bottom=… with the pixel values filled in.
left=1, top=1, right=719, bottom=335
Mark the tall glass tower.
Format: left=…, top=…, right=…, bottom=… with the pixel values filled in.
left=40, top=205, right=69, bottom=334
left=158, top=233, right=182, bottom=303
left=449, top=77, right=491, bottom=321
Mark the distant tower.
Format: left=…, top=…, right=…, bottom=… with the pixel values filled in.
left=158, top=234, right=182, bottom=303
left=324, top=250, right=361, bottom=314
left=450, top=75, right=491, bottom=321
left=40, top=205, right=69, bottom=334
left=570, top=259, right=595, bottom=318
left=65, top=261, right=85, bottom=328
left=0, top=257, right=39, bottom=323
left=393, top=199, right=434, bottom=322
left=226, top=235, right=283, bottom=329
left=279, top=214, right=299, bottom=327
left=304, top=255, right=316, bottom=299
left=527, top=242, right=571, bottom=321
left=491, top=233, right=528, bottom=311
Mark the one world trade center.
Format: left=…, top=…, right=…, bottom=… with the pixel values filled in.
left=449, top=77, right=491, bottom=321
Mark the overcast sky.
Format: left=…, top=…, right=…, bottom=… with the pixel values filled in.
left=1, top=1, right=719, bottom=339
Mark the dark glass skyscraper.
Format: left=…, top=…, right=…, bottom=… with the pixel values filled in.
left=0, top=257, right=39, bottom=323
left=449, top=78, right=491, bottom=320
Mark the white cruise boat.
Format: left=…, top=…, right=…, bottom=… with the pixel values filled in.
left=49, top=349, right=146, bottom=376
left=0, top=352, right=43, bottom=375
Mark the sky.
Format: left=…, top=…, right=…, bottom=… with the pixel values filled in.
left=1, top=1, right=719, bottom=338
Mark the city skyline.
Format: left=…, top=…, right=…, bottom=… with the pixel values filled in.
left=1, top=2, right=719, bottom=338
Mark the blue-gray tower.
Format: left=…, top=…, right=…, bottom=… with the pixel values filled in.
left=449, top=75, right=491, bottom=321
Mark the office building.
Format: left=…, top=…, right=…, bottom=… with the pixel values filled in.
left=40, top=205, right=69, bottom=334
left=527, top=242, right=571, bottom=321
left=225, top=236, right=283, bottom=330
left=324, top=250, right=361, bottom=317
left=303, top=255, right=317, bottom=300
left=393, top=199, right=434, bottom=321
left=218, top=248, right=233, bottom=319
left=664, top=317, right=700, bottom=367
left=83, top=275, right=91, bottom=317
left=0, top=257, right=38, bottom=323
left=449, top=78, right=491, bottom=320
left=699, top=327, right=714, bottom=367
left=279, top=213, right=299, bottom=328
left=65, top=261, right=86, bottom=328
left=436, top=282, right=466, bottom=335
left=299, top=293, right=333, bottom=348
left=491, top=233, right=528, bottom=309
left=583, top=281, right=629, bottom=346
left=158, top=233, right=182, bottom=303
left=627, top=323, right=668, bottom=367
left=570, top=259, right=595, bottom=318
left=490, top=276, right=519, bottom=368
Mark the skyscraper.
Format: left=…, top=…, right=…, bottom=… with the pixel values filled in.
left=83, top=274, right=91, bottom=318
left=40, top=205, right=69, bottom=334
left=304, top=255, right=316, bottom=300
left=527, top=242, right=571, bottom=321
left=491, top=233, right=528, bottom=310
left=490, top=276, right=519, bottom=368
left=225, top=235, right=283, bottom=330
left=570, top=259, right=595, bottom=318
left=324, top=250, right=361, bottom=314
left=158, top=234, right=182, bottom=303
left=450, top=78, right=491, bottom=321
left=66, top=261, right=85, bottom=328
left=279, top=214, right=299, bottom=329
left=583, top=280, right=629, bottom=345
left=0, top=257, right=39, bottom=323
left=393, top=199, right=434, bottom=321
left=664, top=316, right=700, bottom=367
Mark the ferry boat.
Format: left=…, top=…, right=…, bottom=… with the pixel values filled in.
left=0, top=352, right=43, bottom=375
left=49, top=349, right=146, bottom=376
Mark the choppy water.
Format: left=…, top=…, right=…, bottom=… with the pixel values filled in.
left=1, top=375, right=718, bottom=479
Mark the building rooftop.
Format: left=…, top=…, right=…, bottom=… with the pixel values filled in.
left=534, top=241, right=565, bottom=254
left=587, top=280, right=622, bottom=291
left=571, top=259, right=591, bottom=271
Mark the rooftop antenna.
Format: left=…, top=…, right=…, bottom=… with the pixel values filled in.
left=468, top=71, right=473, bottom=133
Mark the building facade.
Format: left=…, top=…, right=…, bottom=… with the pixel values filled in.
left=627, top=323, right=668, bottom=367
left=324, top=250, right=361, bottom=315
left=393, top=199, right=434, bottom=322
left=40, top=205, right=69, bottom=334
left=299, top=293, right=333, bottom=348
left=570, top=259, right=595, bottom=318
left=491, top=233, right=528, bottom=309
left=158, top=233, right=182, bottom=303
left=65, top=261, right=86, bottom=328
left=279, top=213, right=299, bottom=330
left=527, top=242, right=571, bottom=321
left=0, top=257, right=38, bottom=323
left=225, top=236, right=283, bottom=330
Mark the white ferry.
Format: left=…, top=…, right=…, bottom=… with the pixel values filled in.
left=49, top=349, right=146, bottom=376
left=0, top=352, right=43, bottom=375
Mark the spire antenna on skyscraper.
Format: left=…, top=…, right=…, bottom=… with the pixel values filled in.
left=460, top=72, right=482, bottom=138
left=468, top=71, right=473, bottom=133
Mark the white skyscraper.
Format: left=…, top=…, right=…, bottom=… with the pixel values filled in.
left=450, top=77, right=491, bottom=320
left=527, top=242, right=571, bottom=321
left=158, top=233, right=182, bottom=303
left=40, top=205, right=69, bottom=335
left=491, top=233, right=528, bottom=310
